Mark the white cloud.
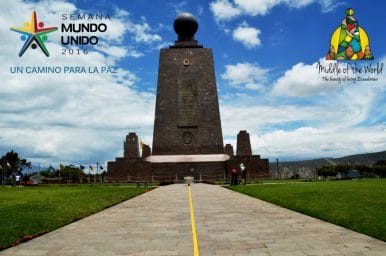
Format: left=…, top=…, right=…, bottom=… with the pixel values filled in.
left=221, top=104, right=312, bottom=135
left=317, top=0, right=345, bottom=13
left=96, top=43, right=128, bottom=59
left=221, top=89, right=386, bottom=160
left=234, top=0, right=280, bottom=16
left=232, top=22, right=261, bottom=48
left=283, top=0, right=314, bottom=9
left=271, top=59, right=334, bottom=97
left=127, top=21, right=162, bottom=44
left=210, top=0, right=241, bottom=21
left=114, top=7, right=130, bottom=18
left=127, top=49, right=145, bottom=58
left=101, top=17, right=128, bottom=44
left=221, top=62, right=268, bottom=90
left=210, top=0, right=341, bottom=21
left=168, top=1, right=188, bottom=14
left=211, top=0, right=339, bottom=47
left=220, top=56, right=386, bottom=160
left=250, top=126, right=386, bottom=160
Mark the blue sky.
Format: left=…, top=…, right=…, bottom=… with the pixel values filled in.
left=1, top=0, right=386, bottom=169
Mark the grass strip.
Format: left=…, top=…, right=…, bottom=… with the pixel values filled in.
left=0, top=184, right=151, bottom=249
left=230, top=179, right=386, bottom=241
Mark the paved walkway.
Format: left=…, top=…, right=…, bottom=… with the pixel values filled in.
left=1, top=184, right=385, bottom=256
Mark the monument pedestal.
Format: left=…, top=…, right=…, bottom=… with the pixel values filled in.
left=107, top=158, right=150, bottom=182
left=147, top=154, right=229, bottom=182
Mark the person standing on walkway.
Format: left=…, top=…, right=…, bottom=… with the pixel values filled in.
left=240, top=163, right=247, bottom=185
left=15, top=174, right=21, bottom=186
left=231, top=168, right=238, bottom=185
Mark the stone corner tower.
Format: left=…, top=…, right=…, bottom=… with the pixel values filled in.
left=236, top=130, right=252, bottom=156
left=124, top=132, right=140, bottom=158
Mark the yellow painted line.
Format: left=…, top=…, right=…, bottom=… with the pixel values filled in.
left=188, top=185, right=200, bottom=256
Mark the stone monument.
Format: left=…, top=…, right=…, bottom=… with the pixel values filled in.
left=107, top=13, right=269, bottom=182
left=147, top=12, right=229, bottom=181
left=152, top=13, right=223, bottom=155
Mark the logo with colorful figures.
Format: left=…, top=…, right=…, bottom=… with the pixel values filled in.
left=326, top=8, right=374, bottom=60
left=10, top=11, right=58, bottom=57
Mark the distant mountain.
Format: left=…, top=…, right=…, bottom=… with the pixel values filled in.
left=269, top=150, right=386, bottom=178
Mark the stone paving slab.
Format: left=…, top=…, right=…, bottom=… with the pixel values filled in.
left=0, top=185, right=192, bottom=256
left=191, top=184, right=386, bottom=256
left=1, top=183, right=386, bottom=256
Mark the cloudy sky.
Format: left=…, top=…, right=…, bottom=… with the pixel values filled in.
left=1, top=0, right=386, bottom=168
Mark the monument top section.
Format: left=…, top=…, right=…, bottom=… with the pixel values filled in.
left=174, top=12, right=198, bottom=41
left=172, top=13, right=202, bottom=48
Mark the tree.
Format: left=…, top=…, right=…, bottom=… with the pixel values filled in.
left=373, top=160, right=386, bottom=178
left=374, top=160, right=386, bottom=166
left=39, top=166, right=60, bottom=178
left=355, top=165, right=372, bottom=175
left=0, top=163, right=4, bottom=185
left=335, top=164, right=350, bottom=176
left=0, top=150, right=31, bottom=184
left=316, top=165, right=337, bottom=178
left=0, top=150, right=31, bottom=178
left=59, top=164, right=86, bottom=183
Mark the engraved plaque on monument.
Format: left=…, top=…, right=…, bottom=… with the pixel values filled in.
left=177, top=78, right=198, bottom=127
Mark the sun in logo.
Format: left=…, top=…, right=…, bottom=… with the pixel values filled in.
left=326, top=8, right=374, bottom=60
left=10, top=11, right=58, bottom=57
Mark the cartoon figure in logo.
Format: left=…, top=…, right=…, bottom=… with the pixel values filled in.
left=344, top=45, right=354, bottom=60
left=363, top=45, right=374, bottom=60
left=337, top=8, right=362, bottom=59
left=326, top=45, right=336, bottom=60
left=326, top=8, right=373, bottom=60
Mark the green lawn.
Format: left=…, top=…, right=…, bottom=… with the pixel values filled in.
left=230, top=179, right=386, bottom=241
left=0, top=184, right=150, bottom=249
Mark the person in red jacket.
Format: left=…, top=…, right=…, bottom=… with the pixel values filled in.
left=231, top=168, right=238, bottom=185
